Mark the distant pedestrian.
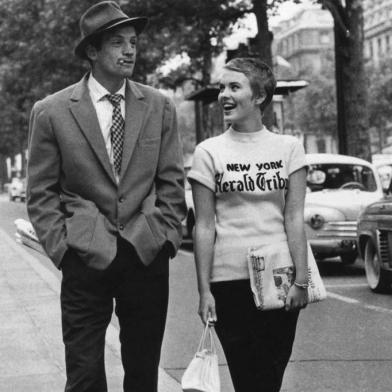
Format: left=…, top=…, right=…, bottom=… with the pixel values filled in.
left=188, top=57, right=308, bottom=392
left=26, top=1, right=186, bottom=391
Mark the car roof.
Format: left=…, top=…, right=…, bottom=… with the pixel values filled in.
left=306, top=153, right=372, bottom=167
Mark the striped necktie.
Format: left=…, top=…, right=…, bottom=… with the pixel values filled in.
left=106, top=94, right=125, bottom=176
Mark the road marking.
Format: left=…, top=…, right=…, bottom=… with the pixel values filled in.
left=325, top=283, right=369, bottom=288
left=327, top=291, right=392, bottom=315
left=363, top=304, right=392, bottom=315
left=327, top=291, right=360, bottom=304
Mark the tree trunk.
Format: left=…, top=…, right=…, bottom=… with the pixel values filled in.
left=202, top=49, right=212, bottom=139
left=344, top=0, right=370, bottom=160
left=0, top=154, right=8, bottom=193
left=330, top=0, right=370, bottom=160
left=252, top=0, right=274, bottom=129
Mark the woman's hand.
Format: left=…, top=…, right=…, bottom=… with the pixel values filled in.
left=285, top=285, right=308, bottom=311
left=198, top=291, right=217, bottom=324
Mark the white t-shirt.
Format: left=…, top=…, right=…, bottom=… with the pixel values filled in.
left=188, top=127, right=307, bottom=282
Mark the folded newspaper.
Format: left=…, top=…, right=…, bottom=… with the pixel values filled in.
left=247, top=242, right=327, bottom=310
left=14, top=218, right=45, bottom=255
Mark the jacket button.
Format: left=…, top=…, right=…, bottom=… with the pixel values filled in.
left=119, top=224, right=124, bottom=230
left=119, top=196, right=124, bottom=203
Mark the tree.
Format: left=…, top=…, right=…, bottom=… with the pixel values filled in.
left=367, top=59, right=392, bottom=154
left=0, top=0, right=312, bottom=178
left=149, top=0, right=301, bottom=129
left=0, top=0, right=96, bottom=167
left=122, top=0, right=253, bottom=85
left=0, top=0, right=251, bottom=159
left=252, top=0, right=302, bottom=127
left=284, top=54, right=337, bottom=147
left=318, top=0, right=370, bottom=160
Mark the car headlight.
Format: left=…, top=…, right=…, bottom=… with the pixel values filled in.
left=309, top=214, right=325, bottom=230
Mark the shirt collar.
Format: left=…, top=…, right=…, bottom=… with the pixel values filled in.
left=87, top=73, right=126, bottom=103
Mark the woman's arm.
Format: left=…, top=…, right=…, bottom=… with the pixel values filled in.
left=284, top=167, right=308, bottom=311
left=191, top=181, right=217, bottom=324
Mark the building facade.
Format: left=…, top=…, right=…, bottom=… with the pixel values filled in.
left=273, top=1, right=392, bottom=73
left=272, top=4, right=334, bottom=77
left=364, top=0, right=392, bottom=67
left=272, top=1, right=392, bottom=154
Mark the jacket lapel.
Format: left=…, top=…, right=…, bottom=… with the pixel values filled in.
left=69, top=75, right=116, bottom=184
left=120, top=80, right=148, bottom=180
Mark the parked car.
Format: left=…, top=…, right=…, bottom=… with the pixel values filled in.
left=305, top=154, right=384, bottom=265
left=8, top=177, right=26, bottom=202
left=357, top=198, right=392, bottom=292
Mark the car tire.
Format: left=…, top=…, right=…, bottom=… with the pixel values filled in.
left=364, top=239, right=392, bottom=293
left=340, top=252, right=357, bottom=265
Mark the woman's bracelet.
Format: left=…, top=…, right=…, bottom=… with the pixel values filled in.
left=294, top=281, right=309, bottom=289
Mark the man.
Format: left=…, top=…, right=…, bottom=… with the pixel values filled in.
left=26, top=2, right=186, bottom=391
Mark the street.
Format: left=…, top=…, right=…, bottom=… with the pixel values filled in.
left=1, top=195, right=392, bottom=391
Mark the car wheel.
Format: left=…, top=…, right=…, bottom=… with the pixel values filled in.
left=340, top=252, right=357, bottom=265
left=364, top=239, right=392, bottom=293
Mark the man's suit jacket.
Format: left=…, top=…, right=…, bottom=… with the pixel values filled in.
left=27, top=74, right=186, bottom=270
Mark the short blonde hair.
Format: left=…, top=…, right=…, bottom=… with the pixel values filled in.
left=224, top=57, right=276, bottom=113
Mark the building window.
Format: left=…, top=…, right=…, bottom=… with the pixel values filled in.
left=378, top=37, right=382, bottom=55
left=320, top=32, right=330, bottom=45
left=289, top=35, right=294, bottom=53
left=282, top=39, right=287, bottom=56
left=316, top=138, right=326, bottom=153
left=294, top=34, right=299, bottom=50
left=386, top=35, right=390, bottom=52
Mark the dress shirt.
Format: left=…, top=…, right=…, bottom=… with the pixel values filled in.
left=88, top=74, right=126, bottom=182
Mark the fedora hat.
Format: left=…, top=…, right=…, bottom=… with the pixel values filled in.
left=75, top=1, right=148, bottom=59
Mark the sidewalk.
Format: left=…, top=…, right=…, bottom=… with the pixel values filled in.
left=0, top=226, right=182, bottom=392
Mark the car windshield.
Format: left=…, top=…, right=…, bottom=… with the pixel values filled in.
left=306, top=163, right=377, bottom=192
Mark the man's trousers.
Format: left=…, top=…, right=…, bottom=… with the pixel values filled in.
left=60, top=237, right=169, bottom=392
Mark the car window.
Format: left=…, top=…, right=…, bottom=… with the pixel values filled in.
left=306, top=164, right=377, bottom=192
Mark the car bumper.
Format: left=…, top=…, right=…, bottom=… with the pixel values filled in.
left=306, top=221, right=357, bottom=257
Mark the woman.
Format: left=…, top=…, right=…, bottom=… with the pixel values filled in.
left=188, top=57, right=308, bottom=392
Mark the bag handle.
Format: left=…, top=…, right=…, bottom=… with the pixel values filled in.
left=197, top=321, right=216, bottom=354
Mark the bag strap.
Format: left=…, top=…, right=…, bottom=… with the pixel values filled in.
left=197, top=322, right=216, bottom=354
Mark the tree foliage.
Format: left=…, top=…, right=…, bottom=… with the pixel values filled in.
left=0, top=0, right=371, bottom=166
left=284, top=54, right=337, bottom=141
left=0, top=0, right=289, bottom=164
left=367, top=59, right=392, bottom=153
left=0, top=0, right=252, bottom=157
left=368, top=59, right=392, bottom=132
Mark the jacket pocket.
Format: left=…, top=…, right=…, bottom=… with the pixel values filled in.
left=65, top=213, right=96, bottom=257
left=142, top=206, right=167, bottom=248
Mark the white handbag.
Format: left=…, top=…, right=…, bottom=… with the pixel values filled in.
left=247, top=241, right=327, bottom=310
left=181, top=322, right=220, bottom=392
